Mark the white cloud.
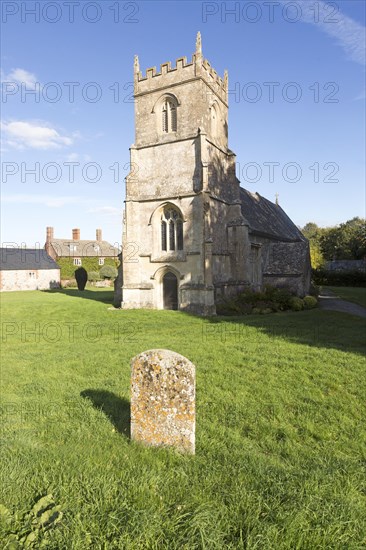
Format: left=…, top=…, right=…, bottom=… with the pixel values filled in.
left=279, top=0, right=365, bottom=65
left=2, top=194, right=81, bottom=208
left=5, top=68, right=38, bottom=87
left=1, top=120, right=73, bottom=150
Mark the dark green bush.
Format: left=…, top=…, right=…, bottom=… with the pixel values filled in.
left=75, top=267, right=88, bottom=291
left=303, top=296, right=318, bottom=309
left=217, top=285, right=314, bottom=316
left=312, top=268, right=366, bottom=287
left=288, top=297, right=304, bottom=311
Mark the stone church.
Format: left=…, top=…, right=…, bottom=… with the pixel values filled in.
left=116, top=34, right=310, bottom=315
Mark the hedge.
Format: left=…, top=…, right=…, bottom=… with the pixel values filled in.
left=312, top=268, right=366, bottom=287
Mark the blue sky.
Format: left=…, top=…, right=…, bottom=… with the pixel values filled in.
left=1, top=0, right=365, bottom=247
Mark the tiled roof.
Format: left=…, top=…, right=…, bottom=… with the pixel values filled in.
left=240, top=188, right=306, bottom=242
left=48, top=240, right=119, bottom=258
left=0, top=248, right=60, bottom=271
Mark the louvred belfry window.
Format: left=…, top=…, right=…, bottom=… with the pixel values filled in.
left=170, top=103, right=177, bottom=132
left=162, top=99, right=177, bottom=133
left=162, top=103, right=168, bottom=133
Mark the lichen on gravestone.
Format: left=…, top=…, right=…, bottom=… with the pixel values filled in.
left=131, top=349, right=195, bottom=454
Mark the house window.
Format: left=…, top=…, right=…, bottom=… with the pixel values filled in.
left=162, top=99, right=177, bottom=133
left=98, top=258, right=104, bottom=266
left=161, top=207, right=183, bottom=251
left=73, top=258, right=82, bottom=266
left=94, top=245, right=100, bottom=253
left=29, top=272, right=36, bottom=279
left=69, top=244, right=77, bottom=252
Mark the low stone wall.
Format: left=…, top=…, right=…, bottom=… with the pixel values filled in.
left=0, top=269, right=60, bottom=291
left=325, top=260, right=366, bottom=272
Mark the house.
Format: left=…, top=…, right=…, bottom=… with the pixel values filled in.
left=0, top=248, right=60, bottom=291
left=115, top=33, right=310, bottom=314
left=45, top=227, right=120, bottom=280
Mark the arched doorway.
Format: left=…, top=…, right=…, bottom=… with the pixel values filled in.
left=163, top=272, right=178, bottom=310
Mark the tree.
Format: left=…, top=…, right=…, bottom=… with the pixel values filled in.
left=301, top=218, right=366, bottom=265
left=320, top=217, right=366, bottom=260
left=301, top=222, right=322, bottom=240
left=301, top=222, right=325, bottom=268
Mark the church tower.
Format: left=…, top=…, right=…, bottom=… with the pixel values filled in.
left=120, top=33, right=250, bottom=314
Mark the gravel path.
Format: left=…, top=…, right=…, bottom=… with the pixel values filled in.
left=318, top=289, right=366, bottom=319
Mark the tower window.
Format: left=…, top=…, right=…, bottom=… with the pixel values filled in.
left=161, top=221, right=167, bottom=251
left=169, top=221, right=175, bottom=250
left=161, top=99, right=177, bottom=133
left=177, top=219, right=183, bottom=250
left=161, top=207, right=183, bottom=251
left=170, top=104, right=177, bottom=132
left=162, top=104, right=168, bottom=133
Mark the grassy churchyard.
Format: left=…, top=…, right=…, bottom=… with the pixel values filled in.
left=1, top=288, right=365, bottom=549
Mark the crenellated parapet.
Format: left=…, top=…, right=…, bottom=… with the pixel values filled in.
left=134, top=32, right=228, bottom=104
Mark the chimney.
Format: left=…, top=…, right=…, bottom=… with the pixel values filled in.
left=96, top=228, right=102, bottom=241
left=46, top=226, right=54, bottom=242
left=45, top=226, right=55, bottom=258
left=72, top=228, right=80, bottom=240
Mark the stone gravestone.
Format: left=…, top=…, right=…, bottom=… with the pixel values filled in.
left=131, top=349, right=195, bottom=454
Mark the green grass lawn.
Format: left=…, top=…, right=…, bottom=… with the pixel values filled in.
left=1, top=289, right=365, bottom=549
left=326, top=286, right=366, bottom=308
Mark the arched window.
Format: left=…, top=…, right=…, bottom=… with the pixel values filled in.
left=161, top=207, right=183, bottom=251
left=161, top=99, right=177, bottom=133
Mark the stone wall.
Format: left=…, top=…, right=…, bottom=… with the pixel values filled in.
left=0, top=269, right=60, bottom=292
left=261, top=241, right=311, bottom=296
left=325, top=260, right=366, bottom=272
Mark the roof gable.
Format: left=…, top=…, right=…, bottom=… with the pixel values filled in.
left=240, top=188, right=306, bottom=242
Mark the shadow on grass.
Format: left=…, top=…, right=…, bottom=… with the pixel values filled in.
left=43, top=288, right=114, bottom=305
left=177, top=308, right=366, bottom=357
left=80, top=389, right=130, bottom=438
